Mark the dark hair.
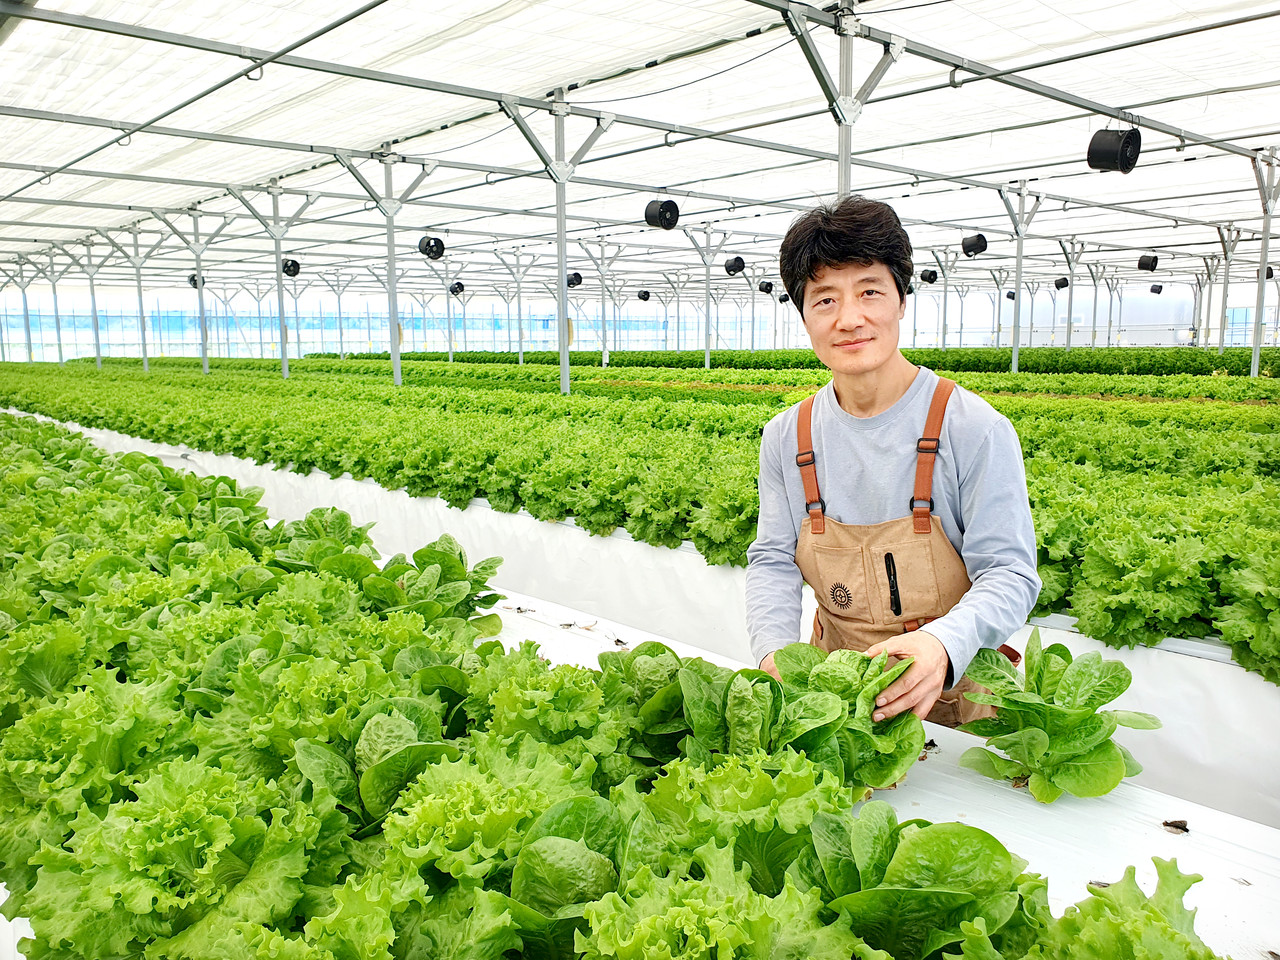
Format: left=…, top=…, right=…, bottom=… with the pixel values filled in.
left=779, top=196, right=913, bottom=313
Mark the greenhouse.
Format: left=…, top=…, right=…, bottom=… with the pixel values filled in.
left=0, top=1, right=1278, bottom=958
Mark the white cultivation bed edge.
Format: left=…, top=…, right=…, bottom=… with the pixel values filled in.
left=5, top=408, right=1279, bottom=831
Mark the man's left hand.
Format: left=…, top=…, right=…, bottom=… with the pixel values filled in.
left=863, top=631, right=950, bottom=722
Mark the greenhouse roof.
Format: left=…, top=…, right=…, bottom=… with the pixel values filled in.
left=1, top=0, right=1278, bottom=301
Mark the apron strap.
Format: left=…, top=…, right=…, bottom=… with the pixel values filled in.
left=911, top=377, right=957, bottom=534
left=796, top=394, right=825, bottom=535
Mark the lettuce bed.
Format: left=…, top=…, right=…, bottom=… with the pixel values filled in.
left=0, top=412, right=1228, bottom=959
left=3, top=360, right=1278, bottom=684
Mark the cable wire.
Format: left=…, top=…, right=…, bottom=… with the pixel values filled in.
left=570, top=36, right=796, bottom=105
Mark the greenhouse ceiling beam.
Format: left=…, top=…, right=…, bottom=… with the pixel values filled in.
left=743, top=0, right=1257, bottom=160
left=0, top=107, right=818, bottom=220
left=10, top=0, right=1244, bottom=206
left=0, top=3, right=1265, bottom=250
left=0, top=3, right=855, bottom=168
left=0, top=96, right=1250, bottom=250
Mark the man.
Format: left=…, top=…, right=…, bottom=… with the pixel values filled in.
left=747, top=196, right=1040, bottom=726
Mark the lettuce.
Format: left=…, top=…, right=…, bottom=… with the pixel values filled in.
left=959, top=629, right=1160, bottom=802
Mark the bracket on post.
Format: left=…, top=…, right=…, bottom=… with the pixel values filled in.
left=500, top=97, right=613, bottom=184
left=230, top=184, right=316, bottom=240
left=998, top=184, right=1042, bottom=235
left=784, top=4, right=903, bottom=127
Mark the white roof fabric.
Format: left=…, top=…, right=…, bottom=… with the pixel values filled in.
left=1, top=0, right=1278, bottom=300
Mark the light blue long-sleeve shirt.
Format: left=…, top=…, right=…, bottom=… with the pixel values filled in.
left=745, top=366, right=1041, bottom=683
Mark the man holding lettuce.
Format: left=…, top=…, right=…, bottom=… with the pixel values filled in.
left=747, top=196, right=1040, bottom=727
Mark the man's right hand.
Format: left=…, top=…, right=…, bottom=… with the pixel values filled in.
left=759, top=651, right=781, bottom=680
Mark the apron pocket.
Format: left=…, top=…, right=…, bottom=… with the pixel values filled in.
left=809, top=544, right=874, bottom=624
left=870, top=540, right=943, bottom=625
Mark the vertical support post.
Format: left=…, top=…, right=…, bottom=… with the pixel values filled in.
left=836, top=18, right=853, bottom=199
left=1251, top=149, right=1277, bottom=377
left=516, top=271, right=524, bottom=364
left=21, top=279, right=34, bottom=363
left=933, top=250, right=957, bottom=350
left=1216, top=226, right=1242, bottom=354
left=1000, top=182, right=1038, bottom=372
left=554, top=93, right=570, bottom=394
left=676, top=283, right=682, bottom=352
left=336, top=287, right=344, bottom=359
left=912, top=288, right=920, bottom=347
left=131, top=228, right=150, bottom=372
left=703, top=223, right=712, bottom=370
left=940, top=270, right=948, bottom=349
left=1218, top=255, right=1232, bottom=353
left=270, top=192, right=290, bottom=378
left=257, top=295, right=265, bottom=357
left=87, top=270, right=101, bottom=369
left=445, top=276, right=454, bottom=361
left=189, top=217, right=209, bottom=374
left=44, top=258, right=65, bottom=365
left=383, top=158, right=402, bottom=387
left=1012, top=191, right=1026, bottom=371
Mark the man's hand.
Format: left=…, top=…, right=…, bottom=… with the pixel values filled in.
left=759, top=651, right=781, bottom=681
left=863, top=631, right=950, bottom=722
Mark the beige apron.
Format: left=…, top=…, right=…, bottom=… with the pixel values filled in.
left=792, top=377, right=1016, bottom=728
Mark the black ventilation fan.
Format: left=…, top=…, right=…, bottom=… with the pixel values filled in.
left=724, top=256, right=745, bottom=276
left=1087, top=128, right=1142, bottom=174
left=1150, top=284, right=1163, bottom=294
left=961, top=234, right=987, bottom=258
left=758, top=280, right=773, bottom=294
left=187, top=273, right=203, bottom=289
left=449, top=281, right=464, bottom=296
left=644, top=199, right=680, bottom=230
left=282, top=259, right=301, bottom=278
left=1006, top=290, right=1016, bottom=300
left=779, top=293, right=790, bottom=303
left=1261, top=266, right=1275, bottom=280
left=1137, top=255, right=1158, bottom=272
left=637, top=290, right=651, bottom=301
left=1054, top=277, right=1069, bottom=290
left=418, top=236, right=445, bottom=260
left=567, top=271, right=582, bottom=288
left=919, top=269, right=938, bottom=284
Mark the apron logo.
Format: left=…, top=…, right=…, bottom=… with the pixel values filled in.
left=829, top=583, right=854, bottom=610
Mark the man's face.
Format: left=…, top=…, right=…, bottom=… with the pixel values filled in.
left=800, top=261, right=906, bottom=376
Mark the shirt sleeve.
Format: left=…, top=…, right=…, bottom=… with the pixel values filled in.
left=923, top=417, right=1042, bottom=686
left=745, top=417, right=805, bottom=666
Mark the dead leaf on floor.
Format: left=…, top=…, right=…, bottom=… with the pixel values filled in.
left=613, top=639, right=630, bottom=649
left=924, top=739, right=939, bottom=752
left=1161, top=819, right=1189, bottom=835
left=512, top=606, right=533, bottom=614
left=1232, top=877, right=1251, bottom=886
left=1012, top=776, right=1029, bottom=789
left=1266, top=950, right=1279, bottom=960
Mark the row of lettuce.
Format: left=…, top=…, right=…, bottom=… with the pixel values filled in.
left=0, top=413, right=1220, bottom=959
left=81, top=356, right=1280, bottom=404
left=314, top=346, right=1280, bottom=376
left=3, top=362, right=1277, bottom=684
